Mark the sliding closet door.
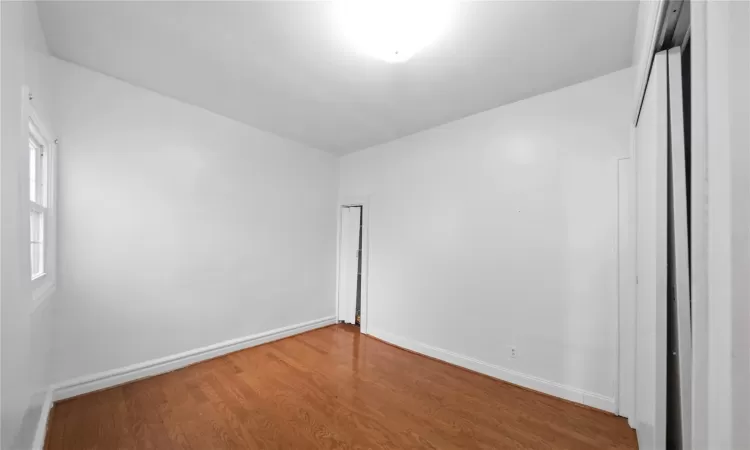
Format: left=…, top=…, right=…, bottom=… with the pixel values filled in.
left=635, top=50, right=668, bottom=450
left=667, top=46, right=692, bottom=450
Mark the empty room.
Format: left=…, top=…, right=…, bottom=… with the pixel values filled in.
left=2, top=0, right=749, bottom=449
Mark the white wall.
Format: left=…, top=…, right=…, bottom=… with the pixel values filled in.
left=1, top=2, right=57, bottom=448
left=45, top=57, right=338, bottom=384
left=339, top=68, right=633, bottom=411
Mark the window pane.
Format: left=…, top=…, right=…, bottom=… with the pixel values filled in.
left=40, top=149, right=47, bottom=207
left=30, top=210, right=38, bottom=242
left=30, top=210, right=44, bottom=277
left=29, top=139, right=37, bottom=202
left=30, top=243, right=41, bottom=277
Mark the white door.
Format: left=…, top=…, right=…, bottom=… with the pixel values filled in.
left=338, top=206, right=360, bottom=324
left=667, top=46, right=692, bottom=450
left=635, top=50, right=668, bottom=450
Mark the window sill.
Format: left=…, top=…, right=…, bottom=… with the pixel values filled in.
left=31, top=272, right=47, bottom=281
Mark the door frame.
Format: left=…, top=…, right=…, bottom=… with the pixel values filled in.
left=335, top=197, right=371, bottom=334
left=690, top=2, right=750, bottom=447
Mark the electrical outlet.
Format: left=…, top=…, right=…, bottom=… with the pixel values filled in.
left=510, top=346, right=517, bottom=359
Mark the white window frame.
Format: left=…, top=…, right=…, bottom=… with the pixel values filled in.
left=29, top=123, right=48, bottom=280
left=24, top=86, right=57, bottom=308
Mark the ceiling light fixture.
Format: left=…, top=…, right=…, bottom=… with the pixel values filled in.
left=334, top=0, right=457, bottom=63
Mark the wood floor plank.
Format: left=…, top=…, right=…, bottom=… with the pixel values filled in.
left=46, top=324, right=637, bottom=450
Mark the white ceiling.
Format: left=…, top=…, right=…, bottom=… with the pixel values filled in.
left=38, top=1, right=638, bottom=155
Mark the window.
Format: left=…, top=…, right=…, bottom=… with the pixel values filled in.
left=24, top=87, right=56, bottom=307
left=29, top=121, right=49, bottom=280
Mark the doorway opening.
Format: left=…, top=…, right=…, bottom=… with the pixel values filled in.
left=354, top=207, right=363, bottom=325
left=337, top=203, right=368, bottom=331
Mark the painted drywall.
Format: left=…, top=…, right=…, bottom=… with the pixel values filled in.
left=339, top=68, right=633, bottom=408
left=1, top=2, right=57, bottom=448
left=45, top=57, right=338, bottom=384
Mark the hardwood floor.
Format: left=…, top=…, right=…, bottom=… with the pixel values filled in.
left=46, top=325, right=637, bottom=449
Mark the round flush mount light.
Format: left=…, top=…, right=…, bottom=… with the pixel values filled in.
left=334, top=0, right=457, bottom=63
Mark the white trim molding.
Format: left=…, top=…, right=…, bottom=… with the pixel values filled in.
left=617, top=156, right=636, bottom=424
left=369, top=328, right=616, bottom=414
left=50, top=316, right=336, bottom=401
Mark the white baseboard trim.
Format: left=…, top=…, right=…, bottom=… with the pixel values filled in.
left=51, top=316, right=337, bottom=401
left=369, top=328, right=616, bottom=414
left=31, top=389, right=53, bottom=450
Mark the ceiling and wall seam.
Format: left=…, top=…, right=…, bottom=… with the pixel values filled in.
left=36, top=1, right=638, bottom=155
